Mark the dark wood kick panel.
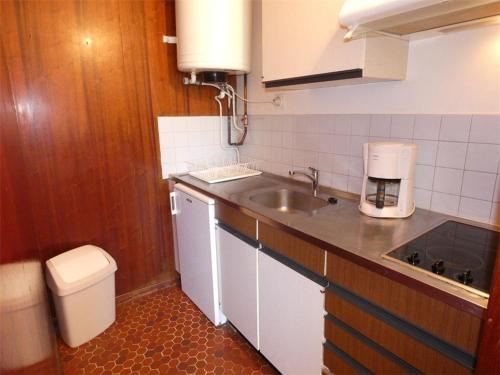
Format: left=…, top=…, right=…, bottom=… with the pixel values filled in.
left=323, top=346, right=359, bottom=375
left=325, top=291, right=472, bottom=375
left=215, top=202, right=257, bottom=240
left=324, top=318, right=409, bottom=375
left=258, top=222, right=325, bottom=275
left=326, top=254, right=481, bottom=354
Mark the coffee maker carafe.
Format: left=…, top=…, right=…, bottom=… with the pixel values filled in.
left=359, top=142, right=417, bottom=218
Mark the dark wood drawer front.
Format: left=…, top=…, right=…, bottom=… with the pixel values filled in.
left=325, top=291, right=472, bottom=375
left=326, top=253, right=481, bottom=354
left=215, top=202, right=256, bottom=240
left=325, top=317, right=411, bottom=374
left=259, top=222, right=325, bottom=275
left=323, top=345, right=359, bottom=375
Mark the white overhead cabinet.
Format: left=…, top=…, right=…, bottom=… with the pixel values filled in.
left=261, top=0, right=409, bottom=89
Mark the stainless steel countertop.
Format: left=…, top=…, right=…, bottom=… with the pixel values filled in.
left=173, top=173, right=495, bottom=311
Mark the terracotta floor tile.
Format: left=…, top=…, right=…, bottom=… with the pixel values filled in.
left=58, top=286, right=277, bottom=374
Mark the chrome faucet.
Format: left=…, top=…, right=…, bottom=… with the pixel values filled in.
left=289, top=167, right=319, bottom=197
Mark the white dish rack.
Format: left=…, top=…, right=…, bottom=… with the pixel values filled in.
left=187, top=158, right=262, bottom=184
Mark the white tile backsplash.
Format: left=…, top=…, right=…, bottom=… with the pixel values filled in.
left=334, top=115, right=352, bottom=135
left=465, top=143, right=500, bottom=173
left=347, top=176, right=363, bottom=194
left=149, top=115, right=499, bottom=223
left=350, top=136, right=369, bottom=157
left=494, top=175, right=500, bottom=203
left=348, top=156, right=364, bottom=178
left=370, top=115, right=391, bottom=137
left=414, top=188, right=432, bottom=210
left=414, top=165, right=435, bottom=190
left=469, top=115, right=500, bottom=144
left=439, top=115, right=471, bottom=142
left=436, top=142, right=468, bottom=169
left=332, top=135, right=351, bottom=155
left=158, top=116, right=236, bottom=178
left=332, top=154, right=350, bottom=175
left=431, top=192, right=460, bottom=215
left=240, top=114, right=500, bottom=224
left=390, top=115, right=414, bottom=139
left=433, top=167, right=463, bottom=195
left=490, top=203, right=500, bottom=225
left=351, top=115, right=371, bottom=136
left=318, top=153, right=334, bottom=173
left=458, top=197, right=492, bottom=222
left=332, top=173, right=349, bottom=191
left=461, top=171, right=496, bottom=201
left=414, top=140, right=438, bottom=166
left=413, top=115, right=441, bottom=140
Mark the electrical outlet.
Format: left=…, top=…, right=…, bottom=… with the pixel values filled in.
left=272, top=94, right=285, bottom=109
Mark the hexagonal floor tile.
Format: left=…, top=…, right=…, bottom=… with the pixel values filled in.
left=58, top=286, right=277, bottom=374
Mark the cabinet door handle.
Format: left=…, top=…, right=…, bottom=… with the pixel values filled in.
left=170, top=192, right=178, bottom=215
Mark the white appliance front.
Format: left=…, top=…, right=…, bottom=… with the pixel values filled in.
left=217, top=226, right=259, bottom=349
left=172, top=184, right=226, bottom=326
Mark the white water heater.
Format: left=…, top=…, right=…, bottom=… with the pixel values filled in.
left=175, top=0, right=252, bottom=75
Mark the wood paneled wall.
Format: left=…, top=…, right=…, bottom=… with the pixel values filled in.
left=1, top=39, right=37, bottom=264
left=1, top=0, right=218, bottom=295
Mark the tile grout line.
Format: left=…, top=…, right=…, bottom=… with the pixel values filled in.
left=428, top=114, right=444, bottom=212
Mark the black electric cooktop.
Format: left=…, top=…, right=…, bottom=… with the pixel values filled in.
left=386, top=221, right=499, bottom=296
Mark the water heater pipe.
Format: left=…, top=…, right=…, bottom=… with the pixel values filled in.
left=227, top=74, right=248, bottom=146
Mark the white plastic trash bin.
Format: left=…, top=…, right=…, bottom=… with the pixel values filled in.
left=0, top=261, right=53, bottom=370
left=46, top=245, right=118, bottom=348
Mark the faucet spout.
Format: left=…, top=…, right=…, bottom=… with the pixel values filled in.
left=289, top=167, right=319, bottom=197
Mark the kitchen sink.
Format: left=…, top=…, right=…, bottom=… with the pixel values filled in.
left=249, top=189, right=329, bottom=214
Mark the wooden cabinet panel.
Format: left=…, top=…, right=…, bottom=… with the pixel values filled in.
left=0, top=0, right=219, bottom=296
left=326, top=253, right=481, bottom=354
left=323, top=346, right=358, bottom=375
left=325, top=291, right=472, bottom=375
left=258, top=222, right=325, bottom=275
left=215, top=202, right=257, bottom=240
left=324, top=318, right=410, bottom=374
left=475, top=251, right=500, bottom=374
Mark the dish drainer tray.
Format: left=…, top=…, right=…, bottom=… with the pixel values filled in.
left=188, top=161, right=262, bottom=184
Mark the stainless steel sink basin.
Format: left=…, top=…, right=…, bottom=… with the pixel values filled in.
left=249, top=189, right=328, bottom=214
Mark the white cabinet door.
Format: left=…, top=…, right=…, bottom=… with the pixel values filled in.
left=261, top=0, right=407, bottom=86
left=217, top=226, right=259, bottom=349
left=259, top=251, right=324, bottom=375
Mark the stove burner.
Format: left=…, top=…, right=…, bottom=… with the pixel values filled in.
left=385, top=220, right=499, bottom=295
left=431, top=260, right=445, bottom=275
left=457, top=269, right=474, bottom=285
left=407, top=252, right=420, bottom=265
left=425, top=245, right=484, bottom=271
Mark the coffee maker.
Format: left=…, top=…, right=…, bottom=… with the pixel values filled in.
left=359, top=142, right=417, bottom=218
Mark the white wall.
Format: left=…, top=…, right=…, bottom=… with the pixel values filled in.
left=240, top=0, right=500, bottom=115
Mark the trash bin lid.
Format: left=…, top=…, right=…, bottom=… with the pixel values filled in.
left=46, top=245, right=117, bottom=296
